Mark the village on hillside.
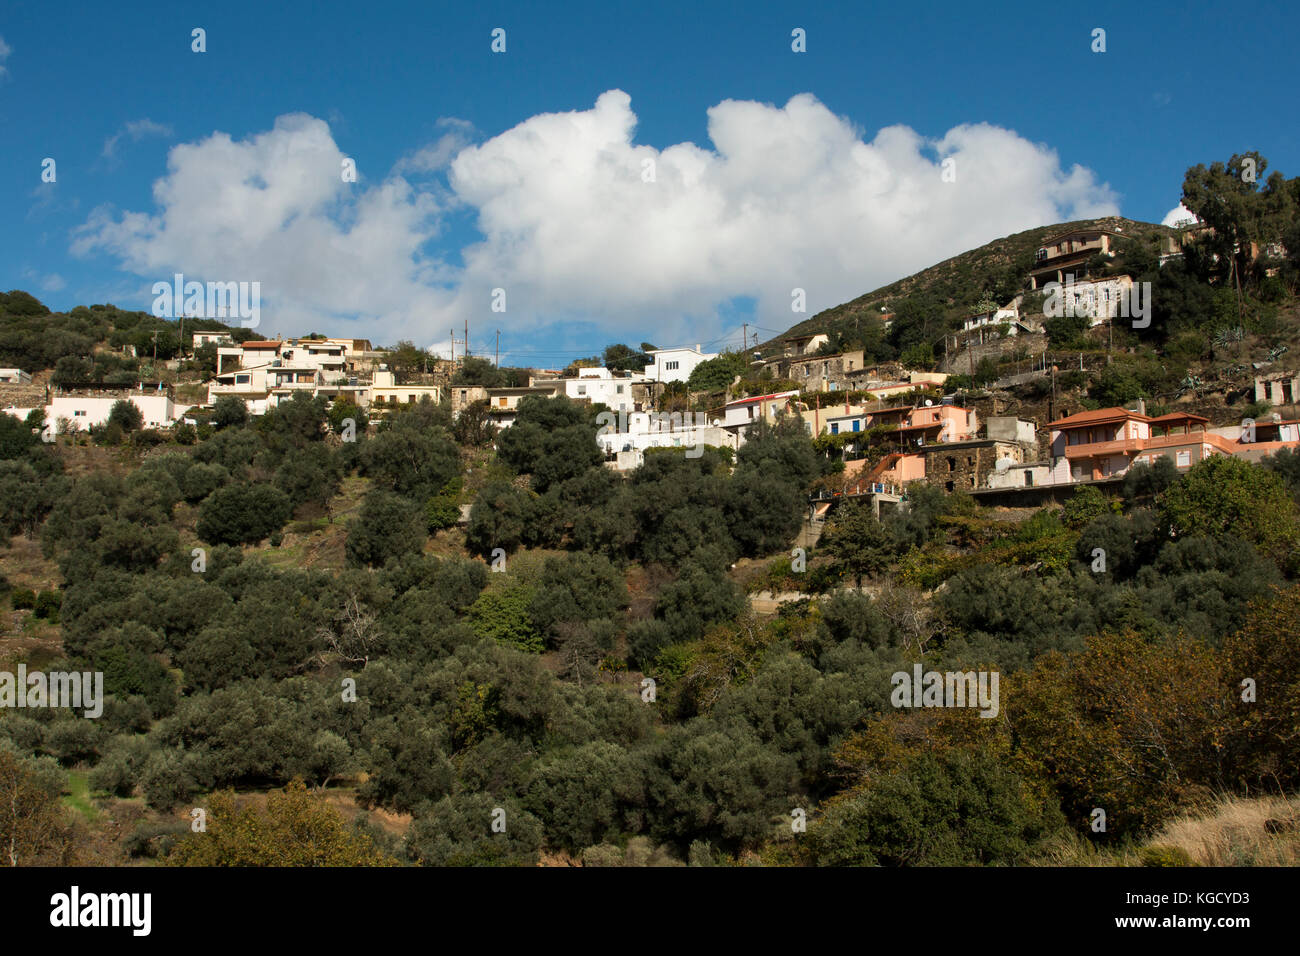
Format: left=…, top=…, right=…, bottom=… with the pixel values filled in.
left=6, top=220, right=1295, bottom=523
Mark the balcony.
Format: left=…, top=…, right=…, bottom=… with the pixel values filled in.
left=1062, top=436, right=1143, bottom=459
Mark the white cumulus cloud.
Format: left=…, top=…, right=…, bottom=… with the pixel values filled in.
left=1161, top=203, right=1199, bottom=227
left=73, top=113, right=453, bottom=342
left=73, top=92, right=1120, bottom=347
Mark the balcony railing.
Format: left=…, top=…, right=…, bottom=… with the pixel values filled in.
left=1062, top=436, right=1143, bottom=458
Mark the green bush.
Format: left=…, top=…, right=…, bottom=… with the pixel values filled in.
left=107, top=399, right=143, bottom=432
left=468, top=585, right=542, bottom=653
left=808, top=750, right=1063, bottom=866
left=426, top=477, right=464, bottom=532
left=33, top=590, right=62, bottom=621
left=1140, top=844, right=1196, bottom=867
left=95, top=421, right=125, bottom=446
left=345, top=490, right=426, bottom=567
left=196, top=482, right=293, bottom=545
left=10, top=587, right=36, bottom=610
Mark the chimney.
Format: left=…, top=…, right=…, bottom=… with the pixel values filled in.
left=695, top=344, right=701, bottom=353
left=1135, top=398, right=1146, bottom=416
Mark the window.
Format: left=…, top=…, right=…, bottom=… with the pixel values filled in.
left=577, top=385, right=586, bottom=396
left=498, top=398, right=508, bottom=408
left=852, top=420, right=860, bottom=433
left=830, top=423, right=839, bottom=435
left=616, top=385, right=624, bottom=394
left=665, top=361, right=679, bottom=371
left=74, top=410, right=86, bottom=417
left=1176, top=450, right=1191, bottom=467
left=236, top=374, right=250, bottom=384
left=947, top=457, right=956, bottom=472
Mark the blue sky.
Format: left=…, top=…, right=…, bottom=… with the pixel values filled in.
left=2, top=0, right=1297, bottom=366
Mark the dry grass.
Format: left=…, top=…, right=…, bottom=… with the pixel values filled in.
left=253, top=475, right=369, bottom=571
left=1030, top=793, right=1300, bottom=867
left=1151, top=794, right=1300, bottom=867
left=0, top=534, right=62, bottom=591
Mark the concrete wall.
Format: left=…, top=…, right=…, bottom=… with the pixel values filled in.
left=986, top=417, right=1037, bottom=444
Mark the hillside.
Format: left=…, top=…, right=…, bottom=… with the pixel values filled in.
left=764, top=215, right=1176, bottom=352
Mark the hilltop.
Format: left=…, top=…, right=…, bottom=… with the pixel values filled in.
left=764, top=215, right=1176, bottom=353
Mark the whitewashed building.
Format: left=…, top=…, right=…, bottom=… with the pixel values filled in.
left=207, top=362, right=324, bottom=415
left=47, top=383, right=188, bottom=432
left=643, top=345, right=718, bottom=384
left=596, top=410, right=736, bottom=469
left=532, top=366, right=644, bottom=410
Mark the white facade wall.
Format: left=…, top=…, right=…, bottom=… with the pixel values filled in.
left=282, top=343, right=347, bottom=378
left=48, top=393, right=179, bottom=431
left=643, top=346, right=718, bottom=383
left=596, top=411, right=736, bottom=469
left=564, top=376, right=637, bottom=409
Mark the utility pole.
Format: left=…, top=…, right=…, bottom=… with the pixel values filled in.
left=742, top=323, right=748, bottom=355
left=495, top=329, right=500, bottom=367
left=1050, top=364, right=1057, bottom=423
left=465, top=319, right=469, bottom=360
left=451, top=329, right=456, bottom=362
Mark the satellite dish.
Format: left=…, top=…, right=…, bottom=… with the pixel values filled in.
left=995, top=457, right=1013, bottom=473
left=711, top=419, right=721, bottom=427
left=924, top=399, right=933, bottom=407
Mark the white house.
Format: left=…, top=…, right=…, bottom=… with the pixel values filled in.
left=0, top=369, right=33, bottom=385
left=279, top=340, right=348, bottom=379
left=961, top=307, right=1021, bottom=334
left=371, top=367, right=441, bottom=409
left=47, top=384, right=186, bottom=432
left=532, top=366, right=644, bottom=410
left=719, top=390, right=802, bottom=441
left=217, top=340, right=284, bottom=374
left=643, top=345, right=718, bottom=384
left=191, top=331, right=233, bottom=348
left=596, top=410, right=736, bottom=470
left=207, top=361, right=323, bottom=415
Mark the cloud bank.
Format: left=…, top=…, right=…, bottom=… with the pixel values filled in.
left=74, top=90, right=1119, bottom=347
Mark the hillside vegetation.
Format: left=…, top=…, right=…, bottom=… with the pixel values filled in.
left=3, top=151, right=1300, bottom=868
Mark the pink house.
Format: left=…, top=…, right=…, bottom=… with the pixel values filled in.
left=1046, top=407, right=1243, bottom=483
